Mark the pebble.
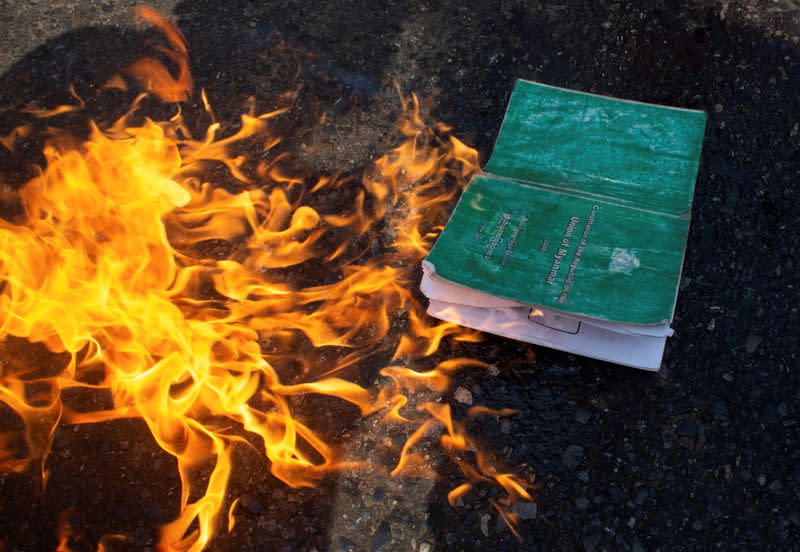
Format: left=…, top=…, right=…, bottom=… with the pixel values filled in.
left=561, top=445, right=584, bottom=470
left=454, top=386, right=473, bottom=405
left=575, top=408, right=591, bottom=424
left=740, top=469, right=752, bottom=481
left=512, top=501, right=538, bottom=520
left=676, top=419, right=697, bottom=437
left=479, top=513, right=490, bottom=537
left=575, top=496, right=590, bottom=509
left=762, top=405, right=777, bottom=424
left=744, top=333, right=763, bottom=353
left=369, top=522, right=391, bottom=552
left=239, top=494, right=263, bottom=514
left=334, top=536, right=356, bottom=552
left=582, top=531, right=602, bottom=552
left=711, top=400, right=729, bottom=417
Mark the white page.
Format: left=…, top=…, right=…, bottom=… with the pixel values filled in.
left=426, top=299, right=666, bottom=371
left=420, top=267, right=673, bottom=338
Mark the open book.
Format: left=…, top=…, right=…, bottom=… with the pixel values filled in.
left=422, top=80, right=706, bottom=370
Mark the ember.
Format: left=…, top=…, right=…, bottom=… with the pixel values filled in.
left=0, top=7, right=531, bottom=550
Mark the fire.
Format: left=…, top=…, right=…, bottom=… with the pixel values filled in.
left=0, top=7, right=532, bottom=550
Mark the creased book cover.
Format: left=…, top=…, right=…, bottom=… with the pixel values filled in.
left=424, top=79, right=707, bottom=327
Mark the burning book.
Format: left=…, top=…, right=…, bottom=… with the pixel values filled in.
left=421, top=80, right=706, bottom=370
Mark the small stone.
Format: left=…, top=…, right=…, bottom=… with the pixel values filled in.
left=575, top=408, right=591, bottom=424
left=239, top=494, right=263, bottom=514
left=744, top=333, right=763, bottom=353
left=480, top=513, right=491, bottom=537
left=600, top=21, right=612, bottom=29
left=575, top=497, right=590, bottom=509
left=714, top=103, right=723, bottom=113
left=740, top=469, right=752, bottom=481
left=676, top=419, right=697, bottom=437
left=419, top=543, right=434, bottom=552
left=711, top=400, right=728, bottom=417
left=692, top=520, right=703, bottom=530
left=634, top=487, right=648, bottom=505
left=582, top=531, right=602, bottom=552
left=369, top=522, right=391, bottom=552
left=561, top=445, right=584, bottom=470
left=146, top=502, right=163, bottom=520
left=454, top=386, right=473, bottom=405
left=768, top=480, right=784, bottom=495
left=512, top=501, right=538, bottom=520
left=745, top=529, right=762, bottom=542
left=334, top=536, right=356, bottom=552
left=577, top=470, right=590, bottom=483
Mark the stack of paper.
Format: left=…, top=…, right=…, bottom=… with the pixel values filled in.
left=421, top=80, right=706, bottom=371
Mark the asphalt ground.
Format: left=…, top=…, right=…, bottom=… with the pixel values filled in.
left=0, top=1, right=798, bottom=551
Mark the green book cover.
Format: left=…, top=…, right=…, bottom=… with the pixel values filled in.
left=425, top=80, right=707, bottom=326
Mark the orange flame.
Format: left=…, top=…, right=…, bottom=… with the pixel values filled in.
left=125, top=6, right=193, bottom=102
left=55, top=510, right=74, bottom=552
left=0, top=9, right=532, bottom=551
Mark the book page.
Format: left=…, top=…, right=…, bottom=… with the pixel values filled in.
left=426, top=299, right=666, bottom=371
left=420, top=268, right=674, bottom=337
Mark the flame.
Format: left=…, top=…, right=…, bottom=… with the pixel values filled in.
left=55, top=510, right=74, bottom=552
left=125, top=7, right=193, bottom=102
left=0, top=8, right=532, bottom=551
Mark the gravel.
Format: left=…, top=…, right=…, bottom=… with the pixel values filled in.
left=0, top=0, right=798, bottom=551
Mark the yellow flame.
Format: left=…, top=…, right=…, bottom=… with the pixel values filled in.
left=126, top=6, right=193, bottom=102
left=0, top=9, right=533, bottom=550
